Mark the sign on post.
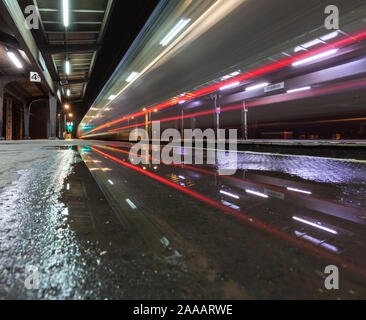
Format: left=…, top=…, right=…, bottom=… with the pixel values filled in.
left=30, top=72, right=41, bottom=82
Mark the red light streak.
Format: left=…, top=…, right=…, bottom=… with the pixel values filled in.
left=106, top=76, right=366, bottom=133
left=88, top=29, right=366, bottom=134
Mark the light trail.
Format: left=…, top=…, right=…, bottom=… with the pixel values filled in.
left=86, top=29, right=366, bottom=135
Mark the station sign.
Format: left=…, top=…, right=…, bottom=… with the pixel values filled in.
left=264, top=82, right=285, bottom=93
left=30, top=72, right=41, bottom=82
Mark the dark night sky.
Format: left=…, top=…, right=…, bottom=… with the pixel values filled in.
left=73, top=0, right=161, bottom=124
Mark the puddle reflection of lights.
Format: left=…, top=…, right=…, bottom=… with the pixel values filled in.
left=287, top=187, right=312, bottom=195
left=108, top=179, right=114, bottom=185
left=178, top=175, right=186, bottom=180
left=220, top=190, right=240, bottom=199
left=245, top=189, right=269, bottom=198
left=292, top=48, right=338, bottom=67
left=126, top=198, right=137, bottom=209
left=293, top=216, right=338, bottom=235
left=294, top=231, right=338, bottom=252
left=221, top=200, right=240, bottom=211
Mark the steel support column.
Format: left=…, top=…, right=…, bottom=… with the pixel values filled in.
left=23, top=102, right=30, bottom=139
left=6, top=97, right=12, bottom=140
left=48, top=93, right=57, bottom=139
left=0, top=82, right=4, bottom=140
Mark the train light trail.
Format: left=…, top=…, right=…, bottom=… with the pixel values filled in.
left=286, top=86, right=311, bottom=94
left=292, top=216, right=338, bottom=234
left=86, top=30, right=366, bottom=135
left=126, top=71, right=139, bottom=83
left=292, top=48, right=338, bottom=67
left=160, top=19, right=191, bottom=46
left=245, top=82, right=269, bottom=91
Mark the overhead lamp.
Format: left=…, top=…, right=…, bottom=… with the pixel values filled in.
left=108, top=95, right=116, bottom=100
left=286, top=86, right=311, bottom=94
left=63, top=0, right=69, bottom=27
left=160, top=19, right=191, bottom=47
left=68, top=113, right=73, bottom=117
left=292, top=49, right=338, bottom=67
left=301, top=38, right=323, bottom=49
left=7, top=52, right=23, bottom=69
left=64, top=104, right=70, bottom=110
left=220, top=82, right=240, bottom=91
left=245, top=82, right=269, bottom=91
left=126, top=71, right=139, bottom=83
left=65, top=60, right=70, bottom=75
left=221, top=71, right=240, bottom=81
left=66, top=88, right=71, bottom=96
left=320, top=31, right=339, bottom=41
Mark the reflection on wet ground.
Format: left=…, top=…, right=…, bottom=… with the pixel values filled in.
left=1, top=141, right=366, bottom=299
left=82, top=142, right=366, bottom=299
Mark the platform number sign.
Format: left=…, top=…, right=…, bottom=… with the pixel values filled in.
left=30, top=72, right=41, bottom=82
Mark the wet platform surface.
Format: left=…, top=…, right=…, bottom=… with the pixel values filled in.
left=1, top=140, right=366, bottom=299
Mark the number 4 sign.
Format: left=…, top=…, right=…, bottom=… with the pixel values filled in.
left=30, top=72, right=41, bottom=82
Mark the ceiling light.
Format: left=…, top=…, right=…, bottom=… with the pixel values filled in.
left=245, top=189, right=268, bottom=198
left=286, top=86, right=311, bottom=94
left=302, top=38, right=323, bottom=49
left=7, top=52, right=23, bottom=69
left=245, top=82, right=269, bottom=91
left=65, top=60, right=70, bottom=75
left=108, top=95, right=116, bottom=100
left=320, top=31, right=339, bottom=41
left=292, top=49, right=338, bottom=67
left=63, top=0, right=69, bottom=27
left=220, top=82, right=240, bottom=91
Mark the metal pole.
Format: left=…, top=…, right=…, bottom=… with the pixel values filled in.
left=181, top=108, right=184, bottom=140
left=243, top=100, right=248, bottom=140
